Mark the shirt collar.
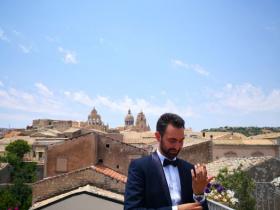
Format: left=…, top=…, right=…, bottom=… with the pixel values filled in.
left=156, top=148, right=177, bottom=165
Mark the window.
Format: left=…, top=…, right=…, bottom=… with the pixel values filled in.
left=106, top=144, right=110, bottom=148
left=39, top=152, right=43, bottom=158
left=98, top=159, right=103, bottom=164
left=56, top=157, right=68, bottom=172
left=116, top=165, right=119, bottom=169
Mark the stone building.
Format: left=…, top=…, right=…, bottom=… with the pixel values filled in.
left=45, top=131, right=149, bottom=177
left=79, top=107, right=109, bottom=131
left=32, top=119, right=79, bottom=132
left=120, top=110, right=150, bottom=132
left=31, top=185, right=123, bottom=210
left=124, top=109, right=134, bottom=128
left=31, top=165, right=126, bottom=210
left=31, top=108, right=109, bottom=132
left=134, top=111, right=150, bottom=132
left=212, top=138, right=280, bottom=159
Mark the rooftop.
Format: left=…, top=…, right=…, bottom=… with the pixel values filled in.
left=30, top=184, right=123, bottom=210
left=213, top=138, right=276, bottom=145
left=32, top=164, right=127, bottom=204
left=94, top=164, right=127, bottom=183
left=206, top=156, right=274, bottom=177
left=248, top=132, right=280, bottom=140
left=121, top=131, right=156, bottom=144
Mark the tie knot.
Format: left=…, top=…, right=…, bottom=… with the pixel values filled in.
left=163, top=158, right=178, bottom=167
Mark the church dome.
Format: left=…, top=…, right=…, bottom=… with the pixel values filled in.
left=125, top=109, right=134, bottom=121
left=125, top=109, right=134, bottom=126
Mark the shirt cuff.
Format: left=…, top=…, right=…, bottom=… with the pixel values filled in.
left=193, top=193, right=206, bottom=203
left=172, top=206, right=178, bottom=210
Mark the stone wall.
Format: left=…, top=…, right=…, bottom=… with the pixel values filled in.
left=46, top=132, right=149, bottom=177
left=105, top=133, right=123, bottom=142
left=254, top=182, right=280, bottom=210
left=97, top=135, right=149, bottom=176
left=32, top=119, right=75, bottom=131
left=213, top=144, right=278, bottom=160
left=46, top=133, right=98, bottom=177
left=178, top=140, right=213, bottom=165
left=32, top=167, right=125, bottom=204
left=247, top=158, right=280, bottom=182
left=0, top=164, right=12, bottom=183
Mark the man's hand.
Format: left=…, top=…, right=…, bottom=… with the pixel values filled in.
left=191, top=163, right=214, bottom=195
left=178, top=202, right=202, bottom=210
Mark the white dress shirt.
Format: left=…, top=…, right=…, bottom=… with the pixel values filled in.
left=156, top=149, right=181, bottom=210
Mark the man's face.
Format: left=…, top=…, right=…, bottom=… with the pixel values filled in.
left=157, top=124, right=185, bottom=159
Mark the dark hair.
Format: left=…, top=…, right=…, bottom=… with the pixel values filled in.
left=156, top=113, right=185, bottom=137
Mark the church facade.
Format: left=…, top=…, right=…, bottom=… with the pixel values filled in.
left=124, top=109, right=150, bottom=132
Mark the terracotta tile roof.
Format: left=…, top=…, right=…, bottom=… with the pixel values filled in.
left=94, top=164, right=127, bottom=183
left=32, top=165, right=127, bottom=203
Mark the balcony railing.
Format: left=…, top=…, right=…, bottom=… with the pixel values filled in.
left=208, top=199, right=235, bottom=210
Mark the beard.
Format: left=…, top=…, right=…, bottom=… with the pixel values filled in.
left=160, top=143, right=180, bottom=160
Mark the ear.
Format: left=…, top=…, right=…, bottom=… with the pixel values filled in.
left=155, top=131, right=161, bottom=142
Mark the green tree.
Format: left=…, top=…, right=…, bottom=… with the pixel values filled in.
left=5, top=139, right=31, bottom=159
left=0, top=139, right=35, bottom=210
left=216, top=165, right=256, bottom=210
left=0, top=187, right=18, bottom=210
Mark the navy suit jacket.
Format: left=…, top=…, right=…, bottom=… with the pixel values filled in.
left=124, top=152, right=209, bottom=210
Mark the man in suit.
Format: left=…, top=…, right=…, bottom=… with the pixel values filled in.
left=124, top=113, right=212, bottom=210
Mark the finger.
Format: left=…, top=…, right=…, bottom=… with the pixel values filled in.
left=188, top=202, right=201, bottom=207
left=196, top=166, right=203, bottom=179
left=202, top=164, right=207, bottom=179
left=207, top=176, right=215, bottom=182
left=193, top=206, right=203, bottom=210
left=191, top=169, right=196, bottom=180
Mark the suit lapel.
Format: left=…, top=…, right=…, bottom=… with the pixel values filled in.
left=177, top=159, right=189, bottom=203
left=151, top=152, right=172, bottom=206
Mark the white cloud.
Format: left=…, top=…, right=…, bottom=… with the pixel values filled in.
left=0, top=113, right=34, bottom=122
left=58, top=47, right=78, bottom=64
left=0, top=81, right=3, bottom=87
left=210, top=83, right=280, bottom=112
left=172, top=59, right=209, bottom=76
left=0, top=27, right=10, bottom=42
left=64, top=91, right=196, bottom=118
left=19, top=44, right=32, bottom=54
left=0, top=86, right=68, bottom=116
left=35, top=83, right=53, bottom=97
left=63, top=91, right=95, bottom=106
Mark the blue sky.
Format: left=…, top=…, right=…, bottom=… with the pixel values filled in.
left=0, top=0, right=280, bottom=131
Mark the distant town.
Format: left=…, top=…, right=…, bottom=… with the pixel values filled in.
left=0, top=107, right=279, bottom=209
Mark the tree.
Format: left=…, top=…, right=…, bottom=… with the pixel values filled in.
left=0, top=139, right=35, bottom=210
left=5, top=139, right=31, bottom=159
